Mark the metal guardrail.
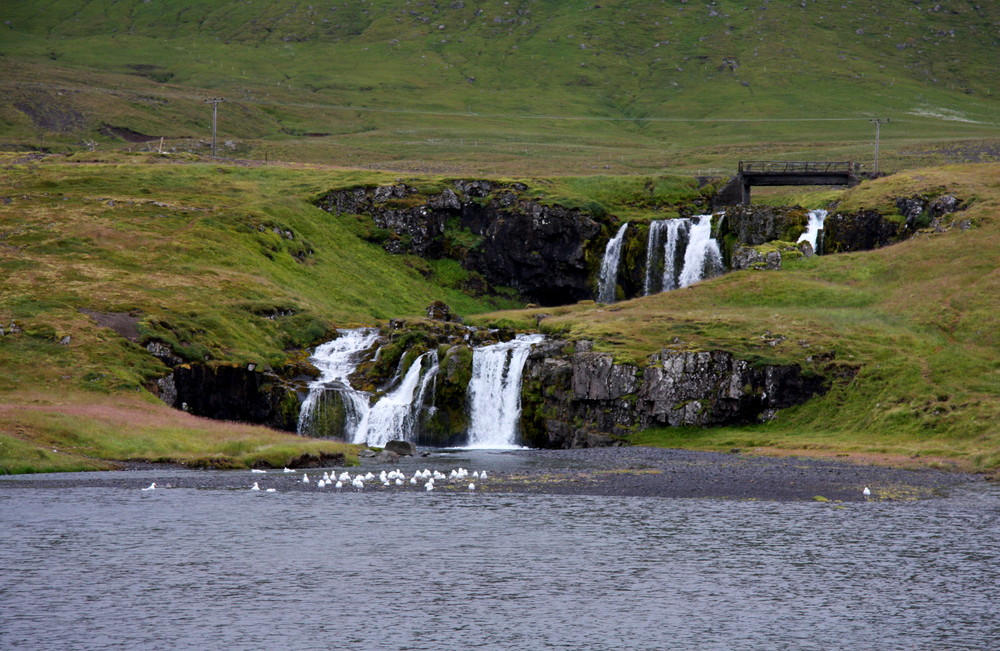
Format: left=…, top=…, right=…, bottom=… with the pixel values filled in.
left=739, top=161, right=857, bottom=173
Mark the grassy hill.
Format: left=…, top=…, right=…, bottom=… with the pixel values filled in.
left=2, top=0, right=1000, bottom=174
left=1, top=2, right=998, bottom=475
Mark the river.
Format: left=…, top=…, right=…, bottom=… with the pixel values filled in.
left=1, top=453, right=997, bottom=650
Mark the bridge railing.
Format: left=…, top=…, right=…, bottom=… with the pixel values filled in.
left=739, top=161, right=857, bottom=174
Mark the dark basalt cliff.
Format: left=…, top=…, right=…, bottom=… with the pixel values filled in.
left=154, top=320, right=833, bottom=450
left=156, top=362, right=310, bottom=433
left=314, top=180, right=608, bottom=306
left=520, top=340, right=830, bottom=448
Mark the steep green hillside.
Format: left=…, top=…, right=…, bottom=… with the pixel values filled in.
left=2, top=0, right=1000, bottom=173
left=0, top=152, right=525, bottom=471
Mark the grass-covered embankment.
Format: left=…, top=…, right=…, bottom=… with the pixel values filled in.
left=2, top=155, right=998, bottom=476
left=0, top=152, right=521, bottom=472
left=472, top=164, right=1000, bottom=476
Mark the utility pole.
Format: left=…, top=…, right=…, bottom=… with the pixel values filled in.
left=869, top=118, right=889, bottom=175
left=204, top=98, right=225, bottom=157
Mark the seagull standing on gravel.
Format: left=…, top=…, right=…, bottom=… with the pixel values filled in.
left=141, top=482, right=156, bottom=491
left=251, top=482, right=260, bottom=491
left=863, top=486, right=871, bottom=498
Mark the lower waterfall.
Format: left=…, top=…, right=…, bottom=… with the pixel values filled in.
left=465, top=334, right=545, bottom=449
left=353, top=350, right=439, bottom=447
left=297, top=328, right=379, bottom=438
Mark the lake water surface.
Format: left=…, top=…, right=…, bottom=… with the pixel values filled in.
left=1, top=462, right=997, bottom=650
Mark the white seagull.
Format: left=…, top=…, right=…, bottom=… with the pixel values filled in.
left=863, top=486, right=872, bottom=498
left=141, top=482, right=156, bottom=491
left=251, top=482, right=260, bottom=491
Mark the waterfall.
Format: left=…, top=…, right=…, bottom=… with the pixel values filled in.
left=660, top=218, right=691, bottom=293
left=677, top=214, right=724, bottom=288
left=297, top=328, right=379, bottom=438
left=797, top=209, right=828, bottom=252
left=465, top=334, right=545, bottom=449
left=643, top=220, right=670, bottom=295
left=597, top=223, right=629, bottom=303
left=354, top=350, right=439, bottom=447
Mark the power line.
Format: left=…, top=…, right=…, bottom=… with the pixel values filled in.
left=204, top=97, right=225, bottom=157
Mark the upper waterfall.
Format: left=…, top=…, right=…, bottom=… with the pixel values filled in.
left=597, top=223, right=629, bottom=303
left=797, top=209, right=828, bottom=252
left=677, top=214, right=724, bottom=288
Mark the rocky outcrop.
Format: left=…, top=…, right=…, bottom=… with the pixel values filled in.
left=822, top=210, right=903, bottom=253
left=730, top=241, right=811, bottom=271
left=719, top=205, right=809, bottom=246
left=520, top=341, right=828, bottom=448
left=157, top=363, right=306, bottom=432
left=458, top=191, right=604, bottom=305
left=314, top=180, right=610, bottom=305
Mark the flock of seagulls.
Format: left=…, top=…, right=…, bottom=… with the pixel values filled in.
left=241, top=466, right=489, bottom=494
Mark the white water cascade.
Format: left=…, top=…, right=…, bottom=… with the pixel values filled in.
left=797, top=208, right=828, bottom=252
left=465, top=334, right=545, bottom=449
left=644, top=219, right=692, bottom=294
left=297, top=328, right=379, bottom=437
left=643, top=220, right=669, bottom=295
left=677, top=214, right=724, bottom=288
left=597, top=223, right=629, bottom=303
left=353, top=350, right=439, bottom=447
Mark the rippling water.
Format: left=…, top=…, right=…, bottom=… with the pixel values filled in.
left=1, top=473, right=997, bottom=650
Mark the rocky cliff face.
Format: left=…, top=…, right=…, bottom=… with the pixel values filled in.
left=157, top=362, right=308, bottom=432
left=315, top=180, right=609, bottom=305
left=152, top=316, right=832, bottom=450
left=520, top=341, right=829, bottom=448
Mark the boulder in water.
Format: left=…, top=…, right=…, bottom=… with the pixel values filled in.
left=384, top=440, right=417, bottom=457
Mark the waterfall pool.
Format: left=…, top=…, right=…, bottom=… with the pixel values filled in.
left=2, top=450, right=995, bottom=650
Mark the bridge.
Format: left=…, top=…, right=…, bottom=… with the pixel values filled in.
left=715, top=161, right=862, bottom=206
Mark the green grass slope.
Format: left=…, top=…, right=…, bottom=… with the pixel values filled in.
left=2, top=0, right=1000, bottom=173
left=0, top=152, right=525, bottom=472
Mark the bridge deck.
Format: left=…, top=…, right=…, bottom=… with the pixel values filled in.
left=713, top=161, right=862, bottom=207
left=739, top=160, right=858, bottom=174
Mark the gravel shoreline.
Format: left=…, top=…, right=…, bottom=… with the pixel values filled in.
left=0, top=447, right=980, bottom=502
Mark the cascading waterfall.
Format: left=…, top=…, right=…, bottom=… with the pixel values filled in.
left=597, top=223, right=629, bottom=303
left=677, top=214, right=724, bottom=288
left=353, top=350, right=439, bottom=447
left=643, top=218, right=692, bottom=294
left=797, top=209, right=828, bottom=252
left=643, top=220, right=669, bottom=296
left=465, top=334, right=545, bottom=449
left=297, top=328, right=379, bottom=437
